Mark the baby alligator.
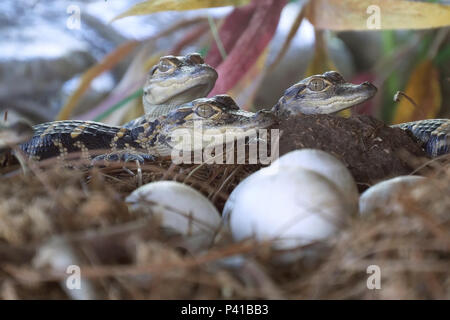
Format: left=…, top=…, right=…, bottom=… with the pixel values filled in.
left=392, top=119, right=449, bottom=157
left=15, top=95, right=276, bottom=163
left=124, top=53, right=217, bottom=128
left=3, top=71, right=378, bottom=163
left=2, top=70, right=448, bottom=163
left=274, top=71, right=449, bottom=157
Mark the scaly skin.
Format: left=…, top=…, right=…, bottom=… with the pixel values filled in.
left=15, top=95, right=276, bottom=163
left=5, top=69, right=379, bottom=163
left=3, top=68, right=448, bottom=164
left=276, top=71, right=449, bottom=157
left=272, top=71, right=378, bottom=115
left=124, top=53, right=218, bottom=129
left=392, top=119, right=449, bottom=157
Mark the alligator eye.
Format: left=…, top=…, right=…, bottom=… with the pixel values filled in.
left=308, top=79, right=327, bottom=91
left=157, top=60, right=176, bottom=73
left=195, top=104, right=217, bottom=118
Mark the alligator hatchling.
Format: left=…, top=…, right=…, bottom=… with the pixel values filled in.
left=0, top=54, right=449, bottom=165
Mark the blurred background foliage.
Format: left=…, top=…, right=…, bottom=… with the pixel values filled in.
left=0, top=0, right=449, bottom=126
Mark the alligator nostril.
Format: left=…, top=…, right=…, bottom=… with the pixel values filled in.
left=362, top=81, right=376, bottom=88
left=361, top=82, right=378, bottom=94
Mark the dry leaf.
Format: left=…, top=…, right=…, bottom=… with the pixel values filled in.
left=228, top=47, right=269, bottom=111
left=209, top=0, right=285, bottom=96
left=117, top=52, right=162, bottom=125
left=305, top=30, right=337, bottom=77
left=103, top=47, right=161, bottom=125
left=57, top=41, right=140, bottom=121
left=206, top=3, right=256, bottom=67
left=112, top=0, right=250, bottom=21
left=305, top=0, right=450, bottom=31
left=170, top=23, right=210, bottom=55
left=267, top=4, right=305, bottom=73
left=392, top=60, right=441, bottom=124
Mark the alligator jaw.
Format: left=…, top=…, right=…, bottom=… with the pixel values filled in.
left=273, top=71, right=377, bottom=116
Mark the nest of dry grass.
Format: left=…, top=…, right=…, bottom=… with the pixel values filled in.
left=0, top=152, right=449, bottom=299
left=0, top=114, right=448, bottom=299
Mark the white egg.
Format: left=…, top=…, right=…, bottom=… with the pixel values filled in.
left=223, top=170, right=261, bottom=221
left=268, top=149, right=359, bottom=214
left=359, top=175, right=427, bottom=216
left=223, top=149, right=358, bottom=220
left=226, top=167, right=351, bottom=250
left=126, top=181, right=221, bottom=250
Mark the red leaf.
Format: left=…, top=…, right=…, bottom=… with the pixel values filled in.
left=205, top=3, right=256, bottom=67
left=208, top=0, right=286, bottom=96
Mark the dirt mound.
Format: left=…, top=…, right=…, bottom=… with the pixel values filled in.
left=279, top=114, right=427, bottom=190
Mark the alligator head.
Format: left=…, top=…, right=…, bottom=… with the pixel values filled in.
left=143, top=53, right=218, bottom=111
left=155, top=95, right=276, bottom=160
left=272, top=71, right=377, bottom=116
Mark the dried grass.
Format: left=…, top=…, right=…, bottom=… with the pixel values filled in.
left=0, top=156, right=449, bottom=299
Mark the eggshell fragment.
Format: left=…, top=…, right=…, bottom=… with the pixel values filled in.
left=359, top=175, right=427, bottom=216
left=226, top=167, right=351, bottom=250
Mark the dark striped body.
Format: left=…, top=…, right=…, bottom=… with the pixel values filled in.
left=19, top=120, right=158, bottom=161
left=8, top=115, right=450, bottom=162
left=10, top=95, right=273, bottom=163
left=392, top=119, right=450, bottom=157
left=123, top=115, right=147, bottom=129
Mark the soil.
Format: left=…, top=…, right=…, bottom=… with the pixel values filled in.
left=278, top=114, right=428, bottom=190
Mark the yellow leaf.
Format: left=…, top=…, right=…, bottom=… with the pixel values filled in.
left=392, top=60, right=441, bottom=124
left=112, top=0, right=250, bottom=22
left=305, top=31, right=337, bottom=77
left=57, top=40, right=140, bottom=121
left=305, top=0, right=450, bottom=31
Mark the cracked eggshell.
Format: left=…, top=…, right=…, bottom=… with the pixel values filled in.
left=225, top=167, right=350, bottom=250
left=126, top=181, right=221, bottom=249
left=223, top=149, right=358, bottom=220
left=359, top=175, right=427, bottom=216
left=269, top=149, right=359, bottom=215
